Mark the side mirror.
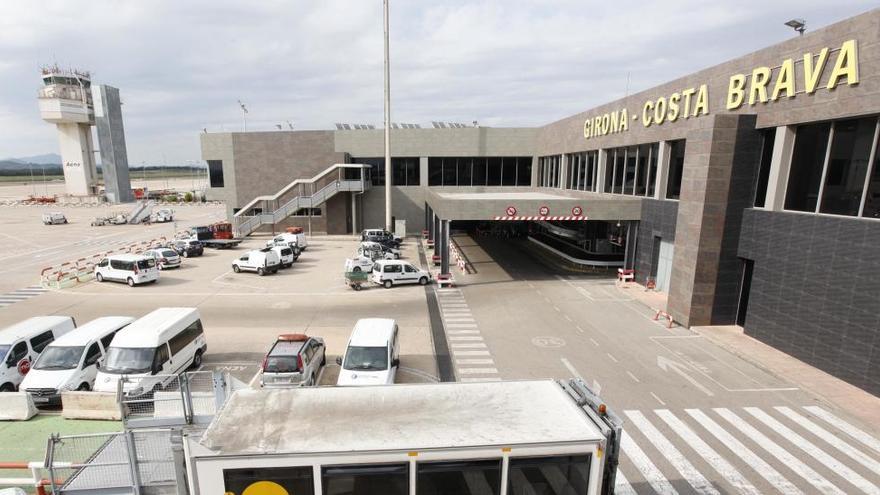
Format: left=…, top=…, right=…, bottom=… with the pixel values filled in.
left=391, top=358, right=400, bottom=368
left=95, top=362, right=102, bottom=370
left=335, top=356, right=342, bottom=366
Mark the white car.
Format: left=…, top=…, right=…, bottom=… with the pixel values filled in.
left=359, top=241, right=398, bottom=260
left=232, top=249, right=281, bottom=275
left=42, top=212, right=67, bottom=225
left=344, top=257, right=373, bottom=273
left=336, top=318, right=399, bottom=386
left=150, top=208, right=174, bottom=223
left=266, top=232, right=307, bottom=252
left=271, top=246, right=296, bottom=268
left=142, top=248, right=182, bottom=270
left=370, top=259, right=431, bottom=288
left=95, top=255, right=159, bottom=286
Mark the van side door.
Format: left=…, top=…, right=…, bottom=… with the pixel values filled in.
left=402, top=264, right=420, bottom=284
left=80, top=342, right=102, bottom=385
left=5, top=341, right=29, bottom=377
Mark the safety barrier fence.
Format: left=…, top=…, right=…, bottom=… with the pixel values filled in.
left=40, top=236, right=167, bottom=289
left=0, top=461, right=68, bottom=495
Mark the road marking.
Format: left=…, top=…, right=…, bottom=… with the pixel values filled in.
left=456, top=359, right=495, bottom=365
left=563, top=314, right=572, bottom=322
left=553, top=306, right=560, bottom=312
left=588, top=338, right=599, bottom=347
left=444, top=317, right=475, bottom=322
left=450, top=343, right=487, bottom=349
left=656, top=410, right=760, bottom=495
left=619, top=430, right=679, bottom=495
left=776, top=406, right=880, bottom=474
left=460, top=377, right=501, bottom=382
left=452, top=350, right=490, bottom=356
left=614, top=471, right=637, bottom=495
left=744, top=407, right=879, bottom=494
left=626, top=371, right=640, bottom=383
left=449, top=336, right=483, bottom=342
left=447, top=329, right=480, bottom=335
left=560, top=358, right=582, bottom=380
left=804, top=406, right=880, bottom=455
left=685, top=409, right=802, bottom=495
left=714, top=408, right=844, bottom=495
left=625, top=410, right=719, bottom=495
left=457, top=367, right=498, bottom=374
left=606, top=353, right=618, bottom=363
left=650, top=392, right=666, bottom=406
left=657, top=355, right=714, bottom=397
left=575, top=325, right=585, bottom=333
left=446, top=323, right=478, bottom=329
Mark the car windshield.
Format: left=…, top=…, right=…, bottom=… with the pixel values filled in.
left=265, top=356, right=299, bottom=373
left=0, top=345, right=9, bottom=362
left=343, top=346, right=388, bottom=371
left=103, top=347, right=155, bottom=374
left=161, top=250, right=177, bottom=257
left=34, top=346, right=85, bottom=370
left=137, top=259, right=156, bottom=269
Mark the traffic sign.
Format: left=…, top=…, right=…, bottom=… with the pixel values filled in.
left=539, top=205, right=550, bottom=216
left=572, top=206, right=583, bottom=216
left=506, top=206, right=517, bottom=216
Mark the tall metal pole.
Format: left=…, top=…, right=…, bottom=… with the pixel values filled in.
left=383, top=0, right=392, bottom=231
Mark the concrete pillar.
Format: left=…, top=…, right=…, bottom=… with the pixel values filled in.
left=419, top=157, right=429, bottom=187
left=440, top=219, right=450, bottom=274
left=559, top=154, right=568, bottom=190
left=425, top=203, right=432, bottom=238
left=596, top=149, right=607, bottom=193
left=351, top=193, right=358, bottom=234
left=529, top=156, right=538, bottom=187
left=654, top=141, right=673, bottom=200
left=624, top=221, right=638, bottom=270
left=433, top=214, right=440, bottom=257
left=764, top=125, right=796, bottom=211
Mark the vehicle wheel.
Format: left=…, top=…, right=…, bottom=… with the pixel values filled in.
left=352, top=283, right=362, bottom=291
left=63, top=219, right=68, bottom=224
left=395, top=254, right=400, bottom=260
left=419, top=276, right=428, bottom=286
left=96, top=273, right=104, bottom=282
left=191, top=351, right=203, bottom=369
left=383, top=280, right=393, bottom=289
left=0, top=383, right=14, bottom=392
left=77, top=383, right=90, bottom=391
left=321, top=352, right=326, bottom=366
left=127, top=277, right=135, bottom=287
left=352, top=266, right=361, bottom=272
left=233, top=265, right=241, bottom=273
left=258, top=268, right=265, bottom=276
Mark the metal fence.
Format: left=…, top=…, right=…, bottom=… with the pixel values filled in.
left=119, top=371, right=227, bottom=429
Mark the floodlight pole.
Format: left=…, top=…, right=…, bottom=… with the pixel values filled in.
left=383, top=0, right=392, bottom=231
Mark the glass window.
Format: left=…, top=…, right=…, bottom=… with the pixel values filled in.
left=224, top=466, right=315, bottom=495
left=207, top=160, right=224, bottom=188
left=34, top=346, right=84, bottom=370
left=517, top=157, right=532, bottom=186
left=604, top=150, right=614, bottom=193
left=613, top=150, right=625, bottom=194
left=405, top=157, right=420, bottom=186
left=30, top=331, right=55, bottom=353
left=442, top=158, right=457, bottom=186
left=428, top=158, right=443, bottom=186
left=863, top=128, right=880, bottom=219
left=624, top=147, right=637, bottom=195
left=819, top=117, right=876, bottom=216
left=507, top=455, right=591, bottom=495
left=7, top=342, right=27, bottom=364
left=323, top=463, right=409, bottom=495
left=666, top=140, right=686, bottom=200
left=417, top=460, right=501, bottom=495
left=635, top=144, right=649, bottom=195
left=647, top=144, right=658, bottom=197
left=100, top=331, right=117, bottom=350
left=487, top=158, right=502, bottom=186
left=342, top=346, right=388, bottom=371
left=754, top=129, right=776, bottom=207
left=785, top=123, right=831, bottom=212
left=501, top=157, right=517, bottom=186
left=83, top=343, right=102, bottom=366
left=102, top=347, right=156, bottom=374
left=473, top=157, right=487, bottom=186
left=458, top=157, right=473, bottom=186
left=392, top=158, right=406, bottom=186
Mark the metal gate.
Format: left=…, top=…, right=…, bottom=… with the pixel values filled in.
left=119, top=371, right=228, bottom=429
left=656, top=239, right=674, bottom=293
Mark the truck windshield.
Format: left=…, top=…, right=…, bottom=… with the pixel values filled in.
left=34, top=346, right=85, bottom=370
left=343, top=346, right=388, bottom=371
left=103, top=347, right=155, bottom=374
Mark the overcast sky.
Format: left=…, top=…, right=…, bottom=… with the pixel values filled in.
left=0, top=1, right=874, bottom=164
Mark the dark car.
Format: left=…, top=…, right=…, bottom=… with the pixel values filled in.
left=168, top=239, right=205, bottom=258
left=361, top=229, right=401, bottom=247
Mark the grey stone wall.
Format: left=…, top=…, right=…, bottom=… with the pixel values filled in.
left=738, top=209, right=880, bottom=395
left=335, top=127, right=538, bottom=157
left=361, top=186, right=427, bottom=233
left=94, top=85, right=133, bottom=203
left=634, top=199, right=678, bottom=284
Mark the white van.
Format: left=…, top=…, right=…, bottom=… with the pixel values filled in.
left=19, top=316, right=134, bottom=403
left=95, top=254, right=159, bottom=286
left=0, top=316, right=76, bottom=392
left=94, top=308, right=207, bottom=396
left=336, top=318, right=399, bottom=386
left=42, top=212, right=68, bottom=225
left=266, top=232, right=308, bottom=252
left=370, top=259, right=431, bottom=288
left=270, top=246, right=296, bottom=268
left=232, top=249, right=281, bottom=275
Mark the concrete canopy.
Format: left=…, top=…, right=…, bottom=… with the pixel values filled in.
left=424, top=187, right=643, bottom=221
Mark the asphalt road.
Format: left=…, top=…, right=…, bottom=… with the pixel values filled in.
left=445, top=234, right=880, bottom=495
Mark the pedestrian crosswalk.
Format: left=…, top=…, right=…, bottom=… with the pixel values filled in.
left=436, top=287, right=500, bottom=382
left=0, top=285, right=48, bottom=308
left=616, top=405, right=880, bottom=494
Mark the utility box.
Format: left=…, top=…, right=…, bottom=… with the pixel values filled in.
left=394, top=219, right=406, bottom=239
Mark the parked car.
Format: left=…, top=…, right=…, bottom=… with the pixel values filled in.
left=19, top=316, right=134, bottom=403
left=360, top=240, right=400, bottom=259
left=232, top=248, right=281, bottom=275
left=0, top=316, right=76, bottom=392
left=150, top=208, right=174, bottom=223
left=259, top=334, right=326, bottom=388
left=95, top=255, right=159, bottom=286
left=41, top=212, right=67, bottom=225
left=361, top=228, right=401, bottom=246
left=344, top=256, right=374, bottom=273
left=143, top=248, right=182, bottom=270
left=168, top=239, right=204, bottom=258
left=94, top=308, right=206, bottom=396
left=271, top=246, right=296, bottom=268
left=336, top=318, right=399, bottom=386
left=370, top=259, right=431, bottom=288
left=266, top=232, right=307, bottom=253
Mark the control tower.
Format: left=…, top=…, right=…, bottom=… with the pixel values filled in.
left=37, top=66, right=99, bottom=196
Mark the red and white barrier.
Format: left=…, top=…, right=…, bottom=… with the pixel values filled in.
left=653, top=310, right=674, bottom=328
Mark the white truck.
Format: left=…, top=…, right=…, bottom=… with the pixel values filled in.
left=185, top=379, right=622, bottom=495
left=150, top=208, right=174, bottom=223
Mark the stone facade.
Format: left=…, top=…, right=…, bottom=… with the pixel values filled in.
left=634, top=199, right=678, bottom=285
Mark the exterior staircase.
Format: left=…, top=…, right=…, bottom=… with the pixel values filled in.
left=233, top=163, right=371, bottom=237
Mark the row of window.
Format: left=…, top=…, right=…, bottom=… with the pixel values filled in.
left=602, top=143, right=665, bottom=197
left=223, top=455, right=590, bottom=495
left=427, top=156, right=533, bottom=187
left=538, top=155, right=562, bottom=188
left=353, top=157, right=421, bottom=186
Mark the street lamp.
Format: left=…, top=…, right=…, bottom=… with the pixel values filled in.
left=785, top=18, right=806, bottom=36
left=383, top=0, right=392, bottom=231
left=237, top=100, right=248, bottom=132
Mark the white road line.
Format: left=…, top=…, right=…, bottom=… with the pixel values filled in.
left=626, top=371, right=640, bottom=383
left=446, top=323, right=478, bottom=328
left=650, top=392, right=666, bottom=406
left=449, top=336, right=483, bottom=341
left=460, top=377, right=501, bottom=382
left=614, top=471, right=637, bottom=495
left=606, top=353, right=619, bottom=363
left=744, top=407, right=879, bottom=494
left=447, top=329, right=480, bottom=335
left=619, top=431, right=679, bottom=495
left=457, top=367, right=498, bottom=374
left=656, top=410, right=761, bottom=495
left=444, top=317, right=475, bottom=322
left=553, top=306, right=561, bottom=312
left=804, top=406, right=880, bottom=456
left=686, top=409, right=801, bottom=495
left=589, top=338, right=599, bottom=347
left=452, top=350, right=490, bottom=356
left=776, top=406, right=880, bottom=474
left=563, top=314, right=573, bottom=322
left=575, top=325, right=585, bottom=333
left=450, top=343, right=487, bottom=349
left=560, top=358, right=582, bottom=380
left=456, top=359, right=495, bottom=365
left=625, top=410, right=719, bottom=495
left=714, top=408, right=844, bottom=495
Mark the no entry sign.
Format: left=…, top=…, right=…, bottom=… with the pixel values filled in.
left=506, top=206, right=517, bottom=216
left=539, top=205, right=550, bottom=216
left=572, top=206, right=583, bottom=216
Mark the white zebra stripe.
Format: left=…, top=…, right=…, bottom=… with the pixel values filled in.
left=776, top=407, right=880, bottom=475
left=447, top=329, right=480, bottom=335
left=619, top=430, right=679, bottom=495
left=714, top=408, right=844, bottom=495
left=655, top=409, right=760, bottom=495
left=744, top=407, right=879, bottom=494
left=457, top=367, right=498, bottom=374
left=451, top=350, right=490, bottom=356
left=448, top=336, right=483, bottom=341
left=625, top=410, right=719, bottom=495
left=685, top=409, right=801, bottom=495
left=613, top=470, right=637, bottom=495
left=803, top=406, right=880, bottom=456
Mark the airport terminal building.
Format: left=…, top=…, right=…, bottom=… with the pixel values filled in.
left=202, top=10, right=880, bottom=394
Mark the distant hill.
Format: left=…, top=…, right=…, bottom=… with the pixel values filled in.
left=4, top=153, right=62, bottom=165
